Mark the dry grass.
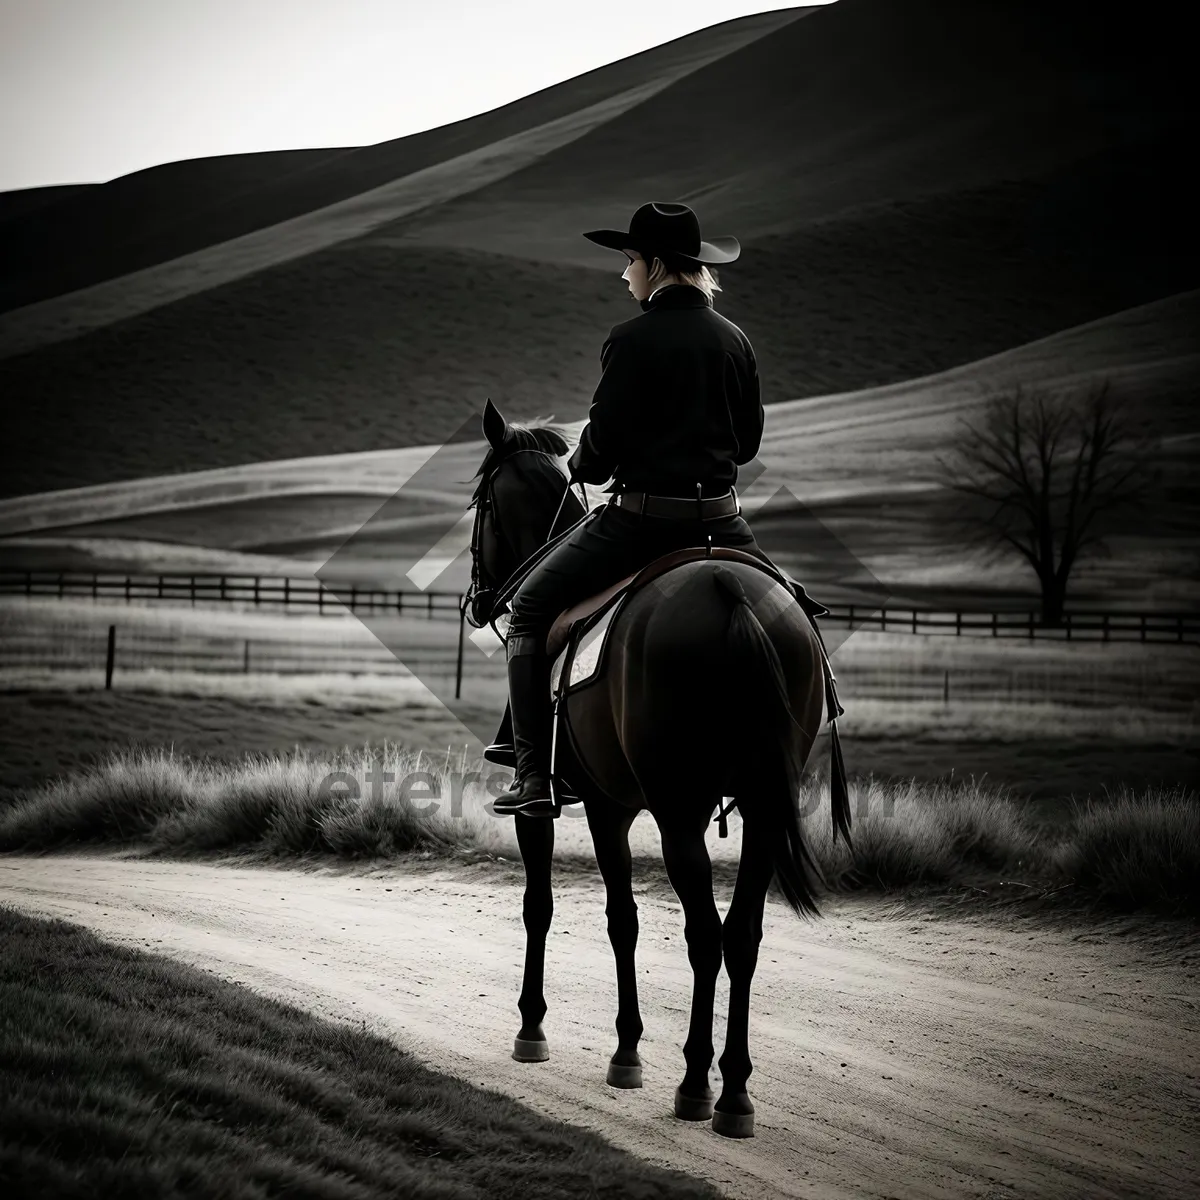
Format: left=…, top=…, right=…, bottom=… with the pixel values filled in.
left=2, top=741, right=1196, bottom=915
left=0, top=744, right=497, bottom=862
left=1054, top=785, right=1200, bottom=914
left=801, top=775, right=1042, bottom=890
left=0, top=905, right=723, bottom=1199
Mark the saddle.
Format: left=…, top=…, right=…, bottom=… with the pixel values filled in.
left=487, top=547, right=844, bottom=775
left=546, top=546, right=827, bottom=660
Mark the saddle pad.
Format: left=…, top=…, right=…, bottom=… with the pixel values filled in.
left=549, top=598, right=623, bottom=698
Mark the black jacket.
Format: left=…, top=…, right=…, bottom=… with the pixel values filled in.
left=566, top=283, right=764, bottom=496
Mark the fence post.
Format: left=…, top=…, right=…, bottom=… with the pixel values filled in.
left=455, top=605, right=466, bottom=699
left=350, top=584, right=357, bottom=612
left=847, top=604, right=854, bottom=630
left=318, top=584, right=325, bottom=614
left=992, top=611, right=998, bottom=637
left=284, top=578, right=290, bottom=607
left=105, top=624, right=116, bottom=689
left=427, top=592, right=434, bottom=619
left=943, top=669, right=949, bottom=705
left=25, top=570, right=31, bottom=596
left=911, top=609, right=917, bottom=634
left=880, top=607, right=887, bottom=632
left=955, top=610, right=962, bottom=637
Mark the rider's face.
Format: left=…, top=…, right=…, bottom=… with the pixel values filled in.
left=621, top=249, right=651, bottom=302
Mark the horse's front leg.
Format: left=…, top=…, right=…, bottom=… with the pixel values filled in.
left=585, top=802, right=644, bottom=1088
left=513, top=814, right=554, bottom=1062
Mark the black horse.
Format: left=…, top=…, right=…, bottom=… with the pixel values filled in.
left=465, top=400, right=850, bottom=1138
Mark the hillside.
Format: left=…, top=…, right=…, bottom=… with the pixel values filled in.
left=0, top=9, right=803, bottom=315
left=1, top=0, right=1196, bottom=500
left=2, top=290, right=1194, bottom=609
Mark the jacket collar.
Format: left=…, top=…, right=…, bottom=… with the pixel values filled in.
left=639, top=283, right=713, bottom=313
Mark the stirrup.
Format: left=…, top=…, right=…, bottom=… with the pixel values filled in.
left=494, top=792, right=561, bottom=818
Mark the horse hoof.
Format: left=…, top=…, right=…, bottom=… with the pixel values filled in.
left=512, top=1037, right=550, bottom=1063
left=674, top=1086, right=715, bottom=1121
left=712, top=1108, right=755, bottom=1139
left=606, top=1061, right=643, bottom=1089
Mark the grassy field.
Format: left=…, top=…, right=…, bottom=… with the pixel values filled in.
left=1, top=596, right=1195, bottom=821
left=0, top=904, right=722, bottom=1199
left=4, top=597, right=1195, bottom=708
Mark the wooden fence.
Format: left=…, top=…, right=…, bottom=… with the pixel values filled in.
left=3, top=622, right=1194, bottom=712
left=2, top=568, right=1198, bottom=645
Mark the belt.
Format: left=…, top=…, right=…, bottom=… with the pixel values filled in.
left=610, top=488, right=739, bottom=520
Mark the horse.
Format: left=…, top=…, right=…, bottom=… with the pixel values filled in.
left=464, top=398, right=851, bottom=1138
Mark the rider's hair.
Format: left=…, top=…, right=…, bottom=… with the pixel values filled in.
left=645, top=252, right=722, bottom=301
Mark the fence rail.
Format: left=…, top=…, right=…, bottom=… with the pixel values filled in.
left=2, top=568, right=1198, bottom=645
left=0, top=569, right=462, bottom=619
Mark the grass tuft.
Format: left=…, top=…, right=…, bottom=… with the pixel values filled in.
left=1053, top=785, right=1200, bottom=914
left=801, top=774, right=1043, bottom=889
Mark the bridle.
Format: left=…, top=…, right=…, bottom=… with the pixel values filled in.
left=462, top=448, right=588, bottom=635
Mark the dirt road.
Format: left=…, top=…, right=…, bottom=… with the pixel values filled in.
left=2, top=854, right=1196, bottom=1200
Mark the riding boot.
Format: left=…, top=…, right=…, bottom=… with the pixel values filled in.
left=491, top=636, right=559, bottom=818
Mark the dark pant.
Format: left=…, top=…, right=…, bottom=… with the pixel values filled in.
left=505, top=500, right=764, bottom=653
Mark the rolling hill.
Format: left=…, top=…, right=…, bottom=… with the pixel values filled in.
left=3, top=289, right=1194, bottom=609
left=1, top=0, right=1196, bottom=502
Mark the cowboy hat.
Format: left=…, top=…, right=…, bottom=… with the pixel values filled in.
left=583, top=201, right=740, bottom=266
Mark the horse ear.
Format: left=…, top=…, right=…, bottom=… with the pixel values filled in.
left=482, top=398, right=507, bottom=449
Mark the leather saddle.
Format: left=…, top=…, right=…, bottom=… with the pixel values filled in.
left=485, top=546, right=837, bottom=771
left=547, top=545, right=812, bottom=660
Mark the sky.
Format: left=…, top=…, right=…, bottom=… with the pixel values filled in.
left=0, top=1, right=832, bottom=194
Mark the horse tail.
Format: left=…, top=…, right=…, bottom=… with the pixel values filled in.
left=712, top=566, right=825, bottom=918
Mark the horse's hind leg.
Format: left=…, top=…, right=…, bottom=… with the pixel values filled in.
left=585, top=802, right=644, bottom=1088
left=513, top=815, right=554, bottom=1063
left=658, top=812, right=723, bottom=1122
left=713, top=816, right=773, bottom=1138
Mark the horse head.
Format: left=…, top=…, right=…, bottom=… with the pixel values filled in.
left=464, top=398, right=586, bottom=628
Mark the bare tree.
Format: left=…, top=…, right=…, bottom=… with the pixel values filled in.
left=936, top=380, right=1156, bottom=625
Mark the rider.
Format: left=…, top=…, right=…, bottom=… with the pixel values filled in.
left=492, top=201, right=784, bottom=819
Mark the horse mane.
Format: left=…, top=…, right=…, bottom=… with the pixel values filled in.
left=470, top=418, right=571, bottom=504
